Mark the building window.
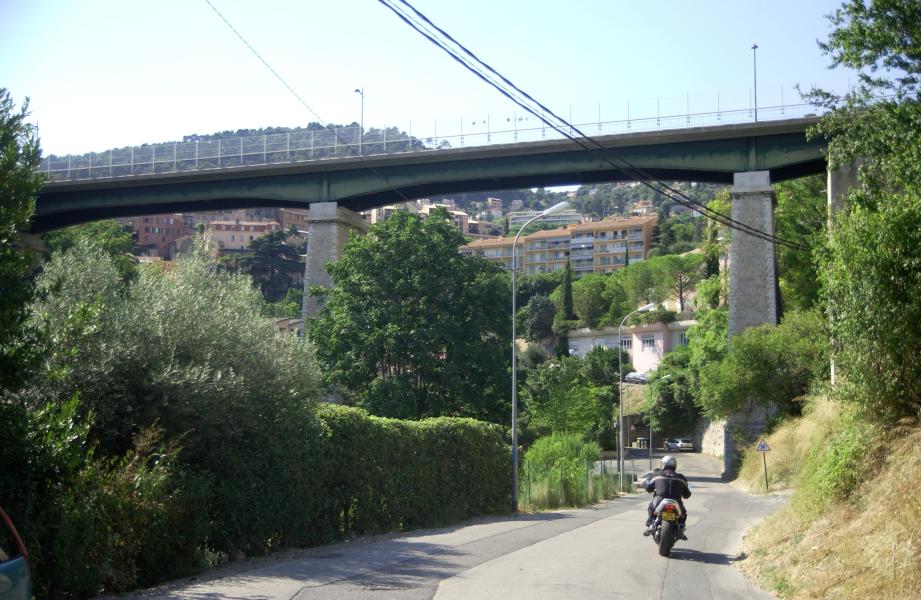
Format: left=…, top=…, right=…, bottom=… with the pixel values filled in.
left=642, top=335, right=655, bottom=350
left=678, top=332, right=687, bottom=346
left=620, top=337, right=632, bottom=350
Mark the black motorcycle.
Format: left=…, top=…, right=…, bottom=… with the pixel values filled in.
left=649, top=498, right=684, bottom=557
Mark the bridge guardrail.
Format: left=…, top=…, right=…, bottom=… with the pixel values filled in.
left=39, top=103, right=820, bottom=182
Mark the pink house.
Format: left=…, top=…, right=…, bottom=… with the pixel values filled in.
left=566, top=320, right=695, bottom=373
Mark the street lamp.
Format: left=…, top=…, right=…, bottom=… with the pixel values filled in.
left=751, top=43, right=759, bottom=122
left=354, top=87, right=364, bottom=155
left=618, top=302, right=656, bottom=493
left=512, top=200, right=570, bottom=511
left=649, top=373, right=671, bottom=470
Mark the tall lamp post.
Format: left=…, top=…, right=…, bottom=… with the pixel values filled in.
left=751, top=43, right=759, bottom=122
left=354, top=87, right=364, bottom=155
left=512, top=200, right=570, bottom=512
left=618, top=302, right=656, bottom=492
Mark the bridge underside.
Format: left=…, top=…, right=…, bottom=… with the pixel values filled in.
left=34, top=119, right=825, bottom=231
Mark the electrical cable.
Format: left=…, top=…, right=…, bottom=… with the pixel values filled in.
left=380, top=0, right=811, bottom=251
left=204, top=0, right=412, bottom=203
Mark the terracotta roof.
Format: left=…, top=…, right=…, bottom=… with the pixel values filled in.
left=569, top=214, right=657, bottom=232
left=526, top=227, right=572, bottom=239
left=208, top=221, right=281, bottom=227
left=461, top=237, right=514, bottom=248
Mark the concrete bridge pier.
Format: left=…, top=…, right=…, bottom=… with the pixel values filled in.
left=723, top=170, right=779, bottom=477
left=301, top=202, right=368, bottom=317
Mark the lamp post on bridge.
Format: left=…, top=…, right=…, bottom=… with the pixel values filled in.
left=354, top=87, right=364, bottom=155
left=511, top=200, right=570, bottom=512
left=751, top=43, right=759, bottom=122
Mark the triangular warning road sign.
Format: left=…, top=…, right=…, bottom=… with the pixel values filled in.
left=755, top=438, right=771, bottom=452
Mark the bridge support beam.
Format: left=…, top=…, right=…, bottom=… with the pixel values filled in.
left=724, top=170, right=779, bottom=477
left=302, top=202, right=368, bottom=317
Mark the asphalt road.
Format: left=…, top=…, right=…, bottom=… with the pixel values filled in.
left=120, top=451, right=786, bottom=600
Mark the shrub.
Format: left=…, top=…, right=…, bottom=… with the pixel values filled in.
left=520, top=433, right=607, bottom=509
left=820, top=188, right=921, bottom=420
left=696, top=310, right=828, bottom=419
left=313, top=405, right=512, bottom=535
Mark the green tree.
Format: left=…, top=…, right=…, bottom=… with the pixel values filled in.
left=821, top=190, right=921, bottom=419
left=582, top=345, right=631, bottom=387
left=559, top=260, right=575, bottom=320
left=645, top=347, right=699, bottom=436
left=44, top=220, right=139, bottom=281
left=810, top=0, right=921, bottom=196
left=620, top=260, right=662, bottom=307
left=308, top=209, right=511, bottom=422
left=572, top=272, right=611, bottom=328
left=774, top=175, right=827, bottom=311
left=653, top=253, right=704, bottom=313
left=696, top=310, right=828, bottom=419
left=241, top=229, right=303, bottom=302
left=520, top=294, right=556, bottom=341
left=807, top=0, right=921, bottom=420
left=0, top=89, right=44, bottom=388
left=523, top=357, right=611, bottom=436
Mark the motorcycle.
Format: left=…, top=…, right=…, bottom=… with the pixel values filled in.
left=649, top=498, right=684, bottom=557
left=635, top=471, right=688, bottom=557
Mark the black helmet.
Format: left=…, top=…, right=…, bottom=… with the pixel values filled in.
left=661, top=455, right=677, bottom=470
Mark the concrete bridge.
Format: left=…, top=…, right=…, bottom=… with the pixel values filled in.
left=34, top=116, right=855, bottom=476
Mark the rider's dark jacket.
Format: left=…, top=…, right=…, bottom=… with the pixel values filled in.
left=643, top=468, right=691, bottom=505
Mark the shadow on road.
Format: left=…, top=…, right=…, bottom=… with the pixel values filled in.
left=686, top=475, right=725, bottom=484
left=668, top=548, right=744, bottom=565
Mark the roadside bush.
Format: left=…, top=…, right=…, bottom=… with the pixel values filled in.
left=313, top=405, right=511, bottom=535
left=0, top=397, right=209, bottom=599
left=820, top=188, right=921, bottom=420
left=697, top=310, right=828, bottom=419
left=520, top=433, right=608, bottom=509
left=795, top=408, right=877, bottom=517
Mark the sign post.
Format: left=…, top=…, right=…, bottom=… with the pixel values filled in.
left=756, top=438, right=771, bottom=491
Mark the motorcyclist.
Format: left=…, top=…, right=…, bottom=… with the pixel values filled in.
left=642, top=455, right=691, bottom=539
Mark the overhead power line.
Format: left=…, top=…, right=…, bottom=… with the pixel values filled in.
left=378, top=0, right=810, bottom=251
left=204, top=0, right=411, bottom=203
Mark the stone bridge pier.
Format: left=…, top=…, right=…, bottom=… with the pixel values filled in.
left=301, top=202, right=368, bottom=317
left=721, top=166, right=856, bottom=477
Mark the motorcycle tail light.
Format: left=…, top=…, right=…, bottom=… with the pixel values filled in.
left=662, top=504, right=676, bottom=512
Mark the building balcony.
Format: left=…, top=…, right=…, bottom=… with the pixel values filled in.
left=570, top=250, right=594, bottom=259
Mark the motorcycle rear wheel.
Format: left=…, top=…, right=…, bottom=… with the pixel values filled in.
left=658, top=520, right=675, bottom=556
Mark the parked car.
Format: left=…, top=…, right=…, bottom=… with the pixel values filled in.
left=664, top=437, right=695, bottom=452
left=623, top=372, right=648, bottom=384
left=0, top=506, right=30, bottom=600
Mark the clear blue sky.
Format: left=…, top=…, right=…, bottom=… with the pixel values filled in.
left=1, top=0, right=855, bottom=155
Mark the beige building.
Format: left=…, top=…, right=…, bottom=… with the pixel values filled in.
left=207, top=221, right=282, bottom=251
left=461, top=214, right=657, bottom=275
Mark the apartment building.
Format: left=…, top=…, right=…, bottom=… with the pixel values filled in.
left=131, top=214, right=191, bottom=258
left=507, top=209, right=583, bottom=229
left=207, top=221, right=282, bottom=251
left=461, top=214, right=657, bottom=275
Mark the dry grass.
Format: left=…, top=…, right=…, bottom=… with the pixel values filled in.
left=740, top=403, right=921, bottom=600
left=621, top=384, right=646, bottom=416
left=737, top=396, right=841, bottom=493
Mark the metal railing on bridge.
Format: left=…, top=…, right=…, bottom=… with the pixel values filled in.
left=39, top=103, right=820, bottom=183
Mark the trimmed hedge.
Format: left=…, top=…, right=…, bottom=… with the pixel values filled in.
left=311, top=405, right=512, bottom=538
left=4, top=402, right=511, bottom=599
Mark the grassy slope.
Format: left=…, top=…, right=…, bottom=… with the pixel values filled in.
left=737, top=397, right=921, bottom=599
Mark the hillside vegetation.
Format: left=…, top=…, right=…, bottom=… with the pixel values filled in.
left=737, top=397, right=919, bottom=599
